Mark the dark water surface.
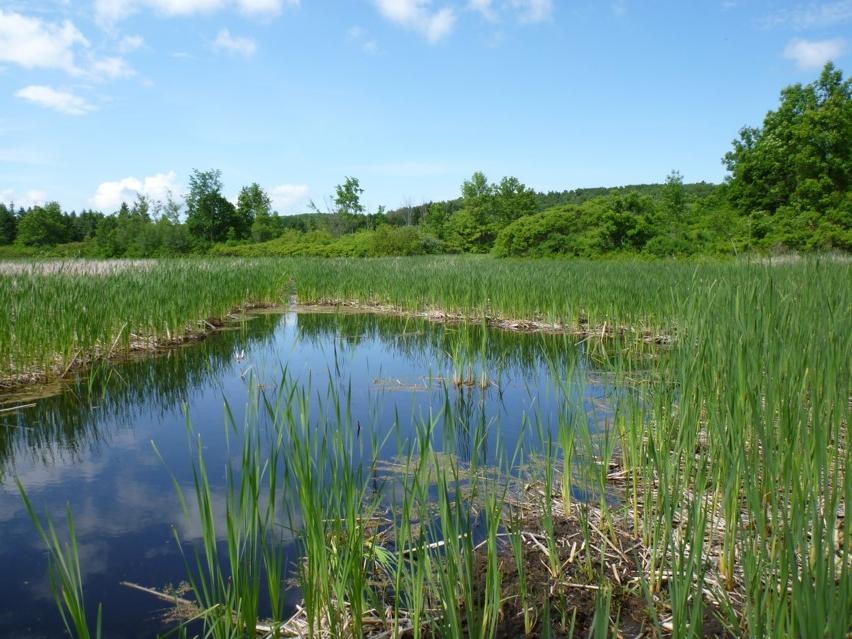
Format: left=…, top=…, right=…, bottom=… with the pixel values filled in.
left=0, top=311, right=624, bottom=638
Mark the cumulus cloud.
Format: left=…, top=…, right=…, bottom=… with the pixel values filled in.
left=214, top=29, right=257, bottom=56
left=0, top=10, right=89, bottom=74
left=0, top=10, right=134, bottom=82
left=15, top=85, right=95, bottom=116
left=783, top=37, right=846, bottom=69
left=270, top=184, right=309, bottom=213
left=91, top=172, right=180, bottom=210
left=0, top=189, right=47, bottom=208
left=374, top=0, right=456, bottom=43
left=510, top=0, right=554, bottom=23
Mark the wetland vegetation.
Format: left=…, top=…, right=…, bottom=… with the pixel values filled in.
left=2, top=255, right=850, bottom=638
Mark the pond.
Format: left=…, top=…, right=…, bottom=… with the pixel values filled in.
left=0, top=310, right=631, bottom=638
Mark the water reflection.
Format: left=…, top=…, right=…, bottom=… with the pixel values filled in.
left=0, top=310, right=633, bottom=638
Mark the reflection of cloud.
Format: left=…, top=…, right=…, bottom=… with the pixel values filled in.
left=19, top=539, right=111, bottom=603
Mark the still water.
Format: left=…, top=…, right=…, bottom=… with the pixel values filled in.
left=0, top=311, right=625, bottom=638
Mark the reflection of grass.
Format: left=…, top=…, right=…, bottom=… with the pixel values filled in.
left=0, top=313, right=281, bottom=479
left=14, top=257, right=852, bottom=638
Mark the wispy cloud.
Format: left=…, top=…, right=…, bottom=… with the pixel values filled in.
left=89, top=56, right=135, bottom=79
left=510, top=0, right=554, bottom=23
left=213, top=29, right=257, bottom=56
left=783, top=37, right=846, bottom=68
left=374, top=0, right=456, bottom=43
left=763, top=1, right=852, bottom=29
left=118, top=34, right=144, bottom=53
left=348, top=26, right=379, bottom=53
left=94, top=0, right=299, bottom=26
left=15, top=85, right=96, bottom=116
left=469, top=0, right=496, bottom=21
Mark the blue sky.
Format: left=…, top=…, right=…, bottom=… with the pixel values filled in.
left=0, top=0, right=850, bottom=214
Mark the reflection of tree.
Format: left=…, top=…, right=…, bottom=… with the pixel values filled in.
left=294, top=311, right=659, bottom=376
left=0, top=315, right=281, bottom=477
left=0, top=310, right=655, bottom=479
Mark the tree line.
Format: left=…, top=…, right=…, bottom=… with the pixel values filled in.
left=2, top=63, right=849, bottom=258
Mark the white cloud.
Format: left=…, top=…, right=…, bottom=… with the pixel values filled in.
left=348, top=26, right=379, bottom=53
left=237, top=0, right=300, bottom=17
left=510, top=0, right=554, bottom=23
left=764, top=1, right=852, bottom=29
left=469, top=0, right=496, bottom=21
left=89, top=56, right=135, bottom=78
left=270, top=184, right=309, bottom=213
left=91, top=172, right=180, bottom=210
left=95, top=0, right=298, bottom=24
left=0, top=10, right=134, bottom=81
left=15, top=85, right=95, bottom=116
left=0, top=189, right=47, bottom=208
left=0, top=10, right=89, bottom=74
left=214, top=28, right=257, bottom=56
left=783, top=37, right=846, bottom=69
left=118, top=34, right=144, bottom=53
left=374, top=0, right=456, bottom=43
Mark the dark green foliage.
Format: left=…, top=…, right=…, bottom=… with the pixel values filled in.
left=186, top=169, right=249, bottom=243
left=724, top=63, right=851, bottom=250
left=493, top=207, right=583, bottom=257
left=0, top=203, right=16, bottom=244
left=535, top=182, right=718, bottom=210
left=16, top=202, right=68, bottom=246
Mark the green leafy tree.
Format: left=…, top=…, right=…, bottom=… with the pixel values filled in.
left=16, top=202, right=67, bottom=246
left=724, top=62, right=852, bottom=250
left=237, top=183, right=277, bottom=242
left=494, top=176, right=537, bottom=225
left=0, top=203, right=16, bottom=244
left=448, top=172, right=537, bottom=252
left=423, top=202, right=452, bottom=239
left=186, top=169, right=244, bottom=242
left=334, top=177, right=365, bottom=215
left=662, top=170, right=687, bottom=221
left=450, top=172, right=497, bottom=252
